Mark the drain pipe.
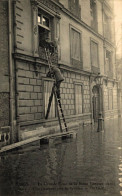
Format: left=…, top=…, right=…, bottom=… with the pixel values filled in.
left=13, top=1, right=20, bottom=141
left=8, top=0, right=14, bottom=143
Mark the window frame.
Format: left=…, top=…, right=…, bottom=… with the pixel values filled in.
left=90, top=0, right=98, bottom=31
left=38, top=13, right=50, bottom=31
left=108, top=88, right=113, bottom=110
left=42, top=77, right=57, bottom=119
left=74, top=82, right=84, bottom=115
left=104, top=13, right=112, bottom=40
left=38, top=9, right=53, bottom=46
left=69, top=25, right=83, bottom=69
left=90, top=38, right=100, bottom=73
left=104, top=48, right=113, bottom=78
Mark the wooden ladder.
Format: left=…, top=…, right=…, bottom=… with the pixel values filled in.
left=45, top=47, right=68, bottom=132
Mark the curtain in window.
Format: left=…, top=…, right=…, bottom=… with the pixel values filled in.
left=71, top=28, right=81, bottom=61
left=44, top=80, right=56, bottom=118
left=75, top=84, right=82, bottom=114
left=91, top=41, right=98, bottom=67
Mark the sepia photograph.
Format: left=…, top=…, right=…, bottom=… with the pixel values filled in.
left=0, top=0, right=122, bottom=195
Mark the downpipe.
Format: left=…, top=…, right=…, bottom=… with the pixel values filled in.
left=13, top=0, right=20, bottom=141
left=8, top=0, right=14, bottom=143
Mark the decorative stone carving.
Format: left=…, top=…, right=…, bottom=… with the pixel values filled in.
left=33, top=25, right=38, bottom=35
left=38, top=0, right=60, bottom=14
left=31, top=0, right=38, bottom=11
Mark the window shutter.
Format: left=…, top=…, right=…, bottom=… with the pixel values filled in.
left=91, top=41, right=98, bottom=67
left=75, top=84, right=82, bottom=114
left=44, top=80, right=56, bottom=118
left=71, top=29, right=80, bottom=61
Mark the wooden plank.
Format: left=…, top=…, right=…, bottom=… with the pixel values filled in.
left=0, top=130, right=77, bottom=153
left=46, top=131, right=75, bottom=139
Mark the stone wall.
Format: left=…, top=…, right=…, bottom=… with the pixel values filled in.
left=17, top=61, right=44, bottom=123
left=103, top=82, right=118, bottom=119
left=17, top=60, right=91, bottom=128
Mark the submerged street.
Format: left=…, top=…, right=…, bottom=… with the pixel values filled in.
left=0, top=118, right=122, bottom=196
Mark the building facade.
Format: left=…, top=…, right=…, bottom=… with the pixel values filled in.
left=0, top=0, right=119, bottom=146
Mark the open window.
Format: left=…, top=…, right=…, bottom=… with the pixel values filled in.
left=38, top=9, right=52, bottom=47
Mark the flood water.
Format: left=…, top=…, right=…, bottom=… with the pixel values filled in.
left=0, top=118, right=122, bottom=196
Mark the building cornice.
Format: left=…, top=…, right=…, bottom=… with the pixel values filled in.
left=103, top=38, right=115, bottom=49
left=59, top=62, right=92, bottom=76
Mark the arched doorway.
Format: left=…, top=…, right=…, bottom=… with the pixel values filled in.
left=92, top=85, right=100, bottom=122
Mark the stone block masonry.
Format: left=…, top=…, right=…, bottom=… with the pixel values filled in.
left=17, top=61, right=44, bottom=123
left=17, top=60, right=91, bottom=126
left=61, top=70, right=91, bottom=116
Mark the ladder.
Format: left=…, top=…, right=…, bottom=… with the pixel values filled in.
left=45, top=48, right=68, bottom=133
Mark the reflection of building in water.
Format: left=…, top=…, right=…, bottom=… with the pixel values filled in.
left=0, top=0, right=119, bottom=147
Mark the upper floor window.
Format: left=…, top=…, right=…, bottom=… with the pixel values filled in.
left=68, top=0, right=81, bottom=19
left=70, top=27, right=82, bottom=69
left=90, top=0, right=98, bottom=31
left=105, top=50, right=113, bottom=78
left=104, top=14, right=112, bottom=41
left=105, top=50, right=111, bottom=72
left=38, top=9, right=52, bottom=47
left=38, top=14, right=50, bottom=29
left=91, top=40, right=99, bottom=73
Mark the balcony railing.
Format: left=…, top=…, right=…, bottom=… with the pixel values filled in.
left=38, top=46, right=58, bottom=65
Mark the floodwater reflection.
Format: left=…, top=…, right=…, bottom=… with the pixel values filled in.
left=0, top=118, right=122, bottom=196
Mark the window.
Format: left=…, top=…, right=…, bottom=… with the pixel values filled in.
left=90, top=0, right=97, bottom=31
left=108, top=89, right=113, bottom=110
left=104, top=14, right=112, bottom=40
left=38, top=9, right=51, bottom=47
left=38, top=15, right=50, bottom=28
left=75, top=84, right=83, bottom=114
left=68, top=0, right=81, bottom=19
left=70, top=27, right=82, bottom=68
left=105, top=50, right=111, bottom=72
left=105, top=50, right=113, bottom=78
left=91, top=40, right=99, bottom=68
left=44, top=80, right=56, bottom=119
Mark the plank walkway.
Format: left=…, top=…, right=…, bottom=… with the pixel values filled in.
left=0, top=130, right=77, bottom=154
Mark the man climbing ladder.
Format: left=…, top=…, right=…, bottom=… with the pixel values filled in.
left=46, top=65, right=64, bottom=99
left=44, top=40, right=68, bottom=132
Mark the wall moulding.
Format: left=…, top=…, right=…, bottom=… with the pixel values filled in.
left=35, top=0, right=60, bottom=15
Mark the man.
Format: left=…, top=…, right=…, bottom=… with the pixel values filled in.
left=46, top=66, right=64, bottom=98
